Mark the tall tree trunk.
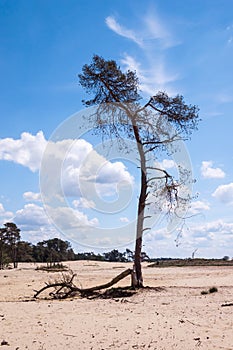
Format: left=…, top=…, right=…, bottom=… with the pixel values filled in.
left=132, top=122, right=147, bottom=288
left=134, top=167, right=147, bottom=287
left=12, top=245, right=18, bottom=268
left=0, top=242, right=3, bottom=270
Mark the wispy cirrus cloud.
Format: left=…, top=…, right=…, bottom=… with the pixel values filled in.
left=142, top=13, right=178, bottom=49
left=106, top=12, right=180, bottom=95
left=215, top=92, right=233, bottom=104
left=105, top=16, right=143, bottom=46
left=121, top=54, right=179, bottom=95
left=226, top=24, right=233, bottom=45
left=106, top=13, right=177, bottom=49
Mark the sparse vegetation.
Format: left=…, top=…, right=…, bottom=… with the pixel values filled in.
left=36, top=263, right=68, bottom=272
left=201, top=290, right=209, bottom=295
left=223, top=255, right=230, bottom=261
left=201, top=287, right=218, bottom=295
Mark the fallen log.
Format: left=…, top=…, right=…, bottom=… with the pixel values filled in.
left=34, top=268, right=133, bottom=299
left=79, top=268, right=133, bottom=294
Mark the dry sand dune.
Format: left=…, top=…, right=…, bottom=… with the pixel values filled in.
left=1, top=261, right=233, bottom=349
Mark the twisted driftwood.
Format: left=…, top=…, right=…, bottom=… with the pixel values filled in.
left=34, top=268, right=133, bottom=299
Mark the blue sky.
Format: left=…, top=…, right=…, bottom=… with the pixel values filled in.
left=0, top=0, right=233, bottom=258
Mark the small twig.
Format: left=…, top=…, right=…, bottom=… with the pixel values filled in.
left=221, top=303, right=233, bottom=307
left=194, top=337, right=202, bottom=346
left=63, top=334, right=78, bottom=338
left=186, top=319, right=202, bottom=327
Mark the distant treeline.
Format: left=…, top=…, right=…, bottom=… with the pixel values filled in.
left=0, top=222, right=150, bottom=269
left=148, top=256, right=233, bottom=268
left=17, top=242, right=149, bottom=264
left=2, top=222, right=231, bottom=270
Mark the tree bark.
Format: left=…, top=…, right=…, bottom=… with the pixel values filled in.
left=132, top=121, right=148, bottom=287
left=134, top=173, right=147, bottom=287
left=0, top=243, right=3, bottom=270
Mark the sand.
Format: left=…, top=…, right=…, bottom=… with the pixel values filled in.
left=0, top=261, right=233, bottom=349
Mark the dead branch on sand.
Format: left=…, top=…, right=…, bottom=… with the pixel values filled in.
left=34, top=268, right=134, bottom=299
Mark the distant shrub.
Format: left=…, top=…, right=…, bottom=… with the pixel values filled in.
left=201, top=290, right=208, bottom=295
left=209, top=287, right=218, bottom=293
left=36, top=263, right=68, bottom=272
left=223, top=256, right=230, bottom=261
left=201, top=287, right=218, bottom=295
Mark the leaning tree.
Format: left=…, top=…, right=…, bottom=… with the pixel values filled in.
left=78, top=55, right=200, bottom=287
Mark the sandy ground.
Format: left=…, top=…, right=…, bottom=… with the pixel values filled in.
left=0, top=261, right=233, bottom=350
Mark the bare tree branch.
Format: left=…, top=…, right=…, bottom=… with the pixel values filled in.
left=34, top=269, right=133, bottom=299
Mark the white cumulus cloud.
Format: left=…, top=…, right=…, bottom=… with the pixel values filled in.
left=201, top=161, right=225, bottom=179
left=212, top=183, right=233, bottom=205
left=61, top=140, right=134, bottom=198
left=0, top=132, right=134, bottom=201
left=160, top=159, right=176, bottom=169
left=120, top=217, right=130, bottom=223
left=144, top=218, right=233, bottom=258
left=195, top=220, right=233, bottom=237
left=0, top=131, right=46, bottom=172
left=72, top=197, right=95, bottom=209
left=14, top=202, right=99, bottom=241
left=0, top=203, right=13, bottom=224
left=48, top=206, right=99, bottom=231
left=189, top=200, right=210, bottom=215
left=23, top=192, right=41, bottom=202
left=15, top=203, right=49, bottom=227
